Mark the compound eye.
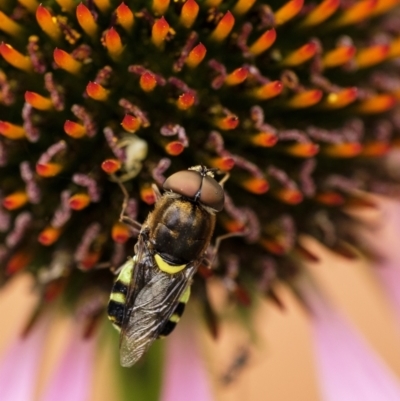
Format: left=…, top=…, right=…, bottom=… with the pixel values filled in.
left=200, top=176, right=225, bottom=211
left=163, top=170, right=202, bottom=198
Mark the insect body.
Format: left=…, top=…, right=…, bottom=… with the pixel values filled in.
left=220, top=346, right=252, bottom=386
left=107, top=166, right=225, bottom=367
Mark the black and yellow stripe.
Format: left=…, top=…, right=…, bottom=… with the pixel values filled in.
left=158, top=286, right=191, bottom=338
left=107, top=258, right=134, bottom=331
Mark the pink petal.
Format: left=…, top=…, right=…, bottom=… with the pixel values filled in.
left=160, top=324, right=213, bottom=401
left=305, top=287, right=400, bottom=401
left=0, top=316, right=48, bottom=401
left=39, top=326, right=96, bottom=401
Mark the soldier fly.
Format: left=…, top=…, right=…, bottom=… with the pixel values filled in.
left=108, top=166, right=234, bottom=367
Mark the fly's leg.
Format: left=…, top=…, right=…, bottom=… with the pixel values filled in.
left=197, top=231, right=246, bottom=337
left=202, top=231, right=244, bottom=270
left=107, top=262, right=127, bottom=275
left=111, top=174, right=142, bottom=231
left=85, top=261, right=124, bottom=275
left=202, top=232, right=251, bottom=307
left=218, top=171, right=230, bottom=187
left=151, top=184, right=162, bottom=201
left=200, top=169, right=236, bottom=267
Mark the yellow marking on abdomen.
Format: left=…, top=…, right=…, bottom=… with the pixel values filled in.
left=110, top=292, right=126, bottom=304
left=155, top=254, right=186, bottom=274
left=116, top=258, right=135, bottom=284
left=180, top=287, right=191, bottom=303
left=112, top=323, right=121, bottom=332
left=169, top=314, right=180, bottom=323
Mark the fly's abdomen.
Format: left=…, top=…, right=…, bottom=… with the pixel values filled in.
left=107, top=258, right=134, bottom=331
left=158, top=286, right=191, bottom=338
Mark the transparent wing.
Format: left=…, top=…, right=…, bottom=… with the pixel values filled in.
left=118, top=235, right=148, bottom=346
left=119, top=261, right=198, bottom=367
left=123, top=236, right=147, bottom=305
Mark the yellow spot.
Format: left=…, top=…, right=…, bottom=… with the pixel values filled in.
left=112, top=323, right=121, bottom=332
left=169, top=314, right=180, bottom=323
left=117, top=258, right=135, bottom=285
left=180, top=287, right=191, bottom=304
left=155, top=254, right=186, bottom=274
left=110, top=292, right=126, bottom=303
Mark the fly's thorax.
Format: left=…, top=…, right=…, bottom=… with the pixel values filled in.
left=144, top=195, right=216, bottom=265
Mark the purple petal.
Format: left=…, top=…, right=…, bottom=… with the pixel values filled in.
left=0, top=316, right=48, bottom=401
left=39, top=326, right=96, bottom=401
left=160, top=324, right=213, bottom=401
left=305, top=287, right=400, bottom=401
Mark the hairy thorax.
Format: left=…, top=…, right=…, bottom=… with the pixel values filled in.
left=142, top=194, right=216, bottom=265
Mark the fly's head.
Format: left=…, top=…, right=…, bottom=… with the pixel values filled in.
left=162, top=166, right=225, bottom=212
